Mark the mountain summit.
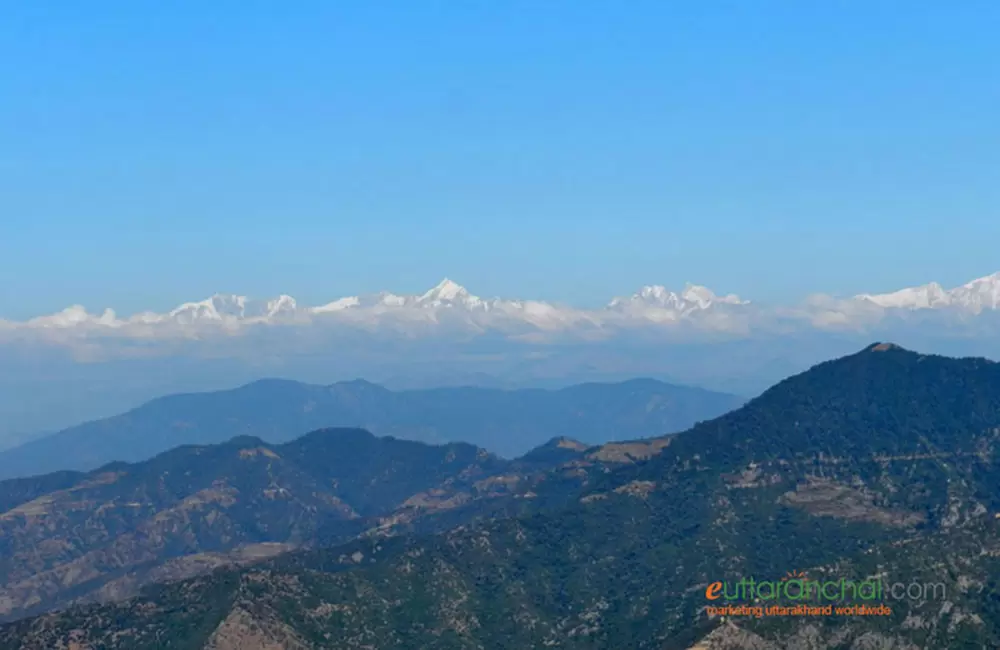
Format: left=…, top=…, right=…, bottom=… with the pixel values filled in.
left=857, top=271, right=1000, bottom=313
left=607, top=283, right=747, bottom=314
left=418, top=278, right=471, bottom=302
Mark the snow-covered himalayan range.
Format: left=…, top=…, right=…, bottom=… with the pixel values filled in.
left=5, top=272, right=1000, bottom=339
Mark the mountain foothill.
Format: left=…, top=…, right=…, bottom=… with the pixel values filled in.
left=3, top=343, right=1000, bottom=648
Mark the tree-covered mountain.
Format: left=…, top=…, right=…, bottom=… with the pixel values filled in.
left=7, top=344, right=1000, bottom=648
left=0, top=429, right=482, bottom=621
left=0, top=377, right=742, bottom=480
left=0, top=424, right=671, bottom=624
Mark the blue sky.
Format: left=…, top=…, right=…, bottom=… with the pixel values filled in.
left=2, top=2, right=998, bottom=319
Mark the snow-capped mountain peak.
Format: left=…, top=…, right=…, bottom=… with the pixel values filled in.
left=311, top=296, right=361, bottom=313
left=608, top=283, right=746, bottom=312
left=419, top=278, right=470, bottom=302
left=163, top=293, right=299, bottom=324
left=636, top=285, right=672, bottom=302
left=416, top=278, right=483, bottom=308
left=951, top=272, right=1000, bottom=313
left=167, top=294, right=247, bottom=324
left=857, top=282, right=949, bottom=309
left=856, top=272, right=1000, bottom=313
left=312, top=280, right=483, bottom=314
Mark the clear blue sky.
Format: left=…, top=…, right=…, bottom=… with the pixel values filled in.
left=2, top=2, right=998, bottom=318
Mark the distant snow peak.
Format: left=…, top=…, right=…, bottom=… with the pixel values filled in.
left=857, top=282, right=950, bottom=310
left=952, top=272, right=1000, bottom=313
left=165, top=293, right=299, bottom=324
left=311, top=296, right=360, bottom=313
left=167, top=294, right=246, bottom=324
left=636, top=285, right=672, bottom=302
left=415, top=278, right=487, bottom=310
left=311, top=279, right=486, bottom=315
left=420, top=278, right=468, bottom=302
left=856, top=272, right=1000, bottom=313
left=417, top=278, right=483, bottom=307
left=608, top=283, right=747, bottom=314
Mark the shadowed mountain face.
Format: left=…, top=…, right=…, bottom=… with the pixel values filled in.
left=0, top=378, right=742, bottom=480
left=6, top=344, right=1000, bottom=649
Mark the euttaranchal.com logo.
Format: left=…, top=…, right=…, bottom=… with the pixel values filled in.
left=703, top=571, right=946, bottom=619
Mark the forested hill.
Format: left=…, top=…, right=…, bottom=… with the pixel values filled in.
left=660, top=341, right=1000, bottom=467
left=6, top=344, right=1000, bottom=649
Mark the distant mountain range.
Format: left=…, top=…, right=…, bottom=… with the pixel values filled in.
left=0, top=377, right=742, bottom=480
left=6, top=272, right=1000, bottom=337
left=5, top=275, right=1000, bottom=455
left=6, top=343, right=1000, bottom=648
